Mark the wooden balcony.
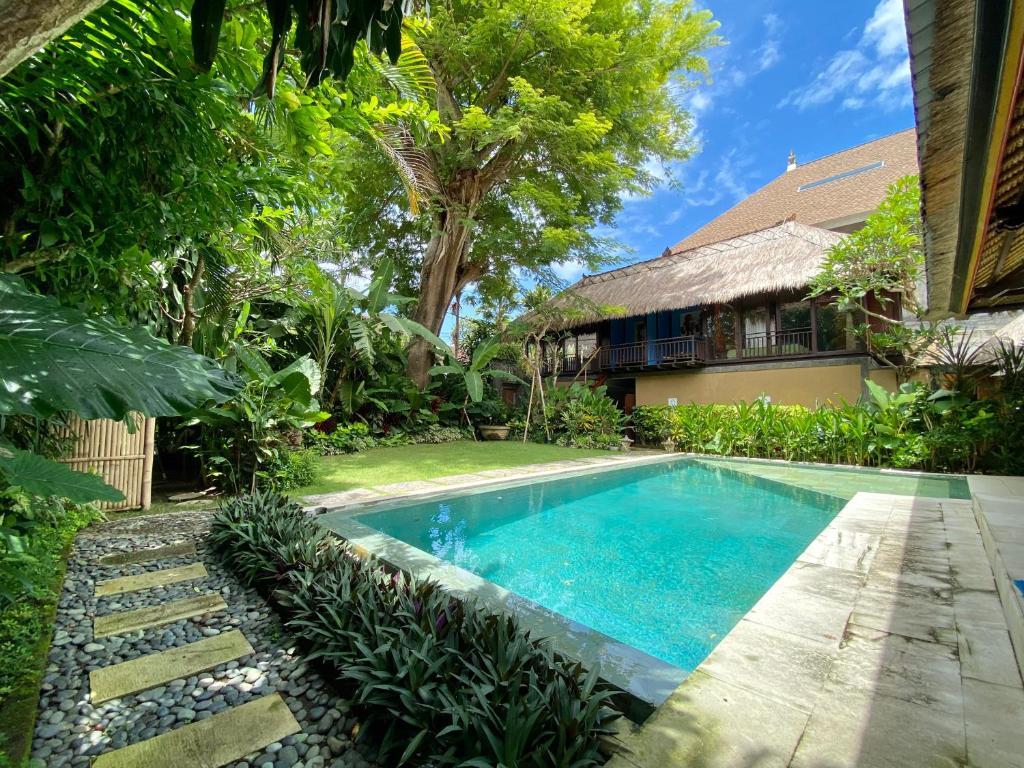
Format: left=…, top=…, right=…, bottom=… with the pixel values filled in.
left=549, top=328, right=852, bottom=376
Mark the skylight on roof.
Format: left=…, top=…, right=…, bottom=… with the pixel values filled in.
left=797, top=161, right=884, bottom=192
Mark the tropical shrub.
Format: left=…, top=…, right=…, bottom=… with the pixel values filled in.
left=308, top=421, right=375, bottom=455
left=189, top=346, right=326, bottom=493
left=308, top=422, right=472, bottom=455
left=544, top=384, right=624, bottom=449
left=631, top=379, right=1015, bottom=474
left=270, top=450, right=321, bottom=491
left=210, top=492, right=618, bottom=766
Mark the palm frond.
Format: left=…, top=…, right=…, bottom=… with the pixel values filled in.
left=365, top=32, right=436, bottom=102
left=368, top=124, right=440, bottom=215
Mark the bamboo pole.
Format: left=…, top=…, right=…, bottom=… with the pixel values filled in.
left=141, top=417, right=154, bottom=510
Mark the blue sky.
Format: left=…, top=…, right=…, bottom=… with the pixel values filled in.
left=554, top=0, right=916, bottom=283
left=447, top=0, right=916, bottom=341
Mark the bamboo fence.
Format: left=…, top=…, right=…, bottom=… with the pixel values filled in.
left=57, top=415, right=154, bottom=511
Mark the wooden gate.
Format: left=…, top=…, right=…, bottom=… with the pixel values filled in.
left=58, top=415, right=154, bottom=511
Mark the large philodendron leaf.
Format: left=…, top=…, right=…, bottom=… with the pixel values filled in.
left=0, top=444, right=123, bottom=503
left=0, top=275, right=241, bottom=420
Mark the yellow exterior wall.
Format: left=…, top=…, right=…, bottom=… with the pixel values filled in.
left=635, top=363, right=868, bottom=408
left=867, top=367, right=899, bottom=392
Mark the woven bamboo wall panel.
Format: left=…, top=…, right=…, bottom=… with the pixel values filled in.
left=58, top=415, right=154, bottom=511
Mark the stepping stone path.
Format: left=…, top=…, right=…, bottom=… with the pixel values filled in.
left=92, top=695, right=300, bottom=768
left=97, top=541, right=197, bottom=566
left=32, top=509, right=377, bottom=768
left=95, top=562, right=209, bottom=597
left=93, top=593, right=229, bottom=638
left=90, top=631, right=254, bottom=704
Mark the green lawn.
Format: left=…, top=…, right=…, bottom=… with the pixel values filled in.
left=294, top=441, right=607, bottom=496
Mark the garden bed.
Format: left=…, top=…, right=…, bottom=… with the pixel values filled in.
left=211, top=492, right=620, bottom=766
left=0, top=506, right=96, bottom=767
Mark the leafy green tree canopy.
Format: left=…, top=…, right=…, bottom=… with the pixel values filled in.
left=339, top=0, right=719, bottom=385
left=0, top=0, right=438, bottom=326
left=808, top=175, right=937, bottom=381
left=191, top=0, right=413, bottom=97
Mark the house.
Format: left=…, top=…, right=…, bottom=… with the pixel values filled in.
left=545, top=130, right=923, bottom=410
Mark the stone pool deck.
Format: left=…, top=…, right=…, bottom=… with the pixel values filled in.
left=607, top=489, right=1024, bottom=768
left=311, top=454, right=1024, bottom=768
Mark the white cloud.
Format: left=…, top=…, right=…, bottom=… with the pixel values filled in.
left=551, top=260, right=586, bottom=284
left=689, top=91, right=713, bottom=115
left=344, top=271, right=372, bottom=292
left=756, top=13, right=783, bottom=73
left=779, top=0, right=910, bottom=113
left=679, top=12, right=782, bottom=130
left=863, top=0, right=907, bottom=58
left=682, top=148, right=753, bottom=208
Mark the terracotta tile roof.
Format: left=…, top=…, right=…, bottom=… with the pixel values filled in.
left=670, top=129, right=920, bottom=253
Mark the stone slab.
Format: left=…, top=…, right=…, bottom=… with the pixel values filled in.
left=789, top=683, right=966, bottom=768
left=95, top=563, right=208, bottom=597
left=826, top=623, right=962, bottom=716
left=90, top=630, right=253, bottom=704
left=93, top=593, right=226, bottom=638
left=610, top=669, right=810, bottom=768
left=697, top=619, right=835, bottom=715
left=963, top=677, right=1024, bottom=768
left=98, top=541, right=196, bottom=566
left=957, top=622, right=1023, bottom=688
left=91, top=693, right=300, bottom=768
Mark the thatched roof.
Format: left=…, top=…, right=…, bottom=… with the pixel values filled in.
left=981, top=312, right=1024, bottom=357
left=672, top=130, right=918, bottom=252
left=554, top=221, right=843, bottom=328
left=907, top=0, right=1024, bottom=313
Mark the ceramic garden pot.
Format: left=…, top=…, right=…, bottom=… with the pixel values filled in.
left=479, top=425, right=511, bottom=441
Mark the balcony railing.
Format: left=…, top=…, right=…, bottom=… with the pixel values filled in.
left=545, top=328, right=850, bottom=376
left=734, top=327, right=814, bottom=358
left=600, top=335, right=705, bottom=368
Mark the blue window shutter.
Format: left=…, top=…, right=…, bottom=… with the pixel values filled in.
left=647, top=313, right=657, bottom=364
left=611, top=318, right=625, bottom=345
left=658, top=311, right=671, bottom=339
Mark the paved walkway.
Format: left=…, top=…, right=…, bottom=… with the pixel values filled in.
left=32, top=511, right=375, bottom=768
left=606, top=491, right=1024, bottom=768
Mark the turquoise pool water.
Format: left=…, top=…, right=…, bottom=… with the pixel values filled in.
left=356, top=460, right=845, bottom=672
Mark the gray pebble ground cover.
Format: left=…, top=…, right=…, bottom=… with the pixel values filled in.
left=31, top=509, right=376, bottom=768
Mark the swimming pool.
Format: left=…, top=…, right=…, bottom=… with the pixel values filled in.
left=344, top=459, right=846, bottom=673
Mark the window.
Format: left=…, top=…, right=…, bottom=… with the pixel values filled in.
left=816, top=303, right=851, bottom=351
left=703, top=305, right=736, bottom=357
left=742, top=306, right=771, bottom=356
left=797, top=161, right=884, bottom=192
left=779, top=301, right=811, bottom=331
left=578, top=333, right=597, bottom=358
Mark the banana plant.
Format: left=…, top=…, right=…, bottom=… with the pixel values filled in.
left=293, top=259, right=446, bottom=408
left=189, top=344, right=326, bottom=493
left=428, top=336, right=523, bottom=432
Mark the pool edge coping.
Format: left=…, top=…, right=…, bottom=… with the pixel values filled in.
left=311, top=451, right=690, bottom=709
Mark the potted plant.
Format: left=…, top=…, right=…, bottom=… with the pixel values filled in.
left=429, top=336, right=523, bottom=439
left=477, top=400, right=513, bottom=440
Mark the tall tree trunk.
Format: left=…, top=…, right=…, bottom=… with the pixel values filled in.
left=0, top=0, right=108, bottom=78
left=406, top=211, right=478, bottom=387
